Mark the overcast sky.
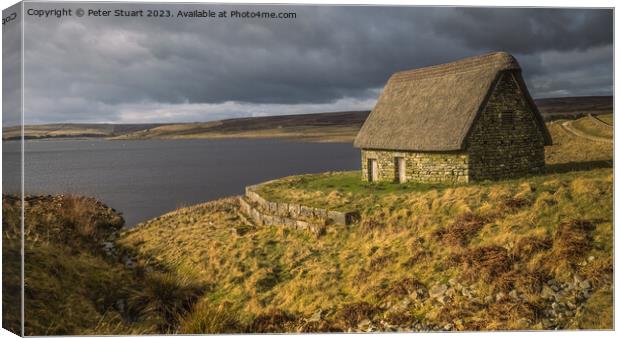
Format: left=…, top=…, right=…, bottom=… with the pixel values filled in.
left=11, top=4, right=614, bottom=125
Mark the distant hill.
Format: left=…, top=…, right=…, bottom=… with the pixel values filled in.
left=2, top=123, right=166, bottom=141
left=112, top=110, right=371, bottom=142
left=535, top=96, right=612, bottom=120
left=3, top=96, right=612, bottom=141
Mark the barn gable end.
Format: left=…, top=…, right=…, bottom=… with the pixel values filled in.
left=466, top=71, right=546, bottom=181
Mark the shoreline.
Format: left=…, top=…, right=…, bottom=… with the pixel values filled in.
left=3, top=134, right=357, bottom=143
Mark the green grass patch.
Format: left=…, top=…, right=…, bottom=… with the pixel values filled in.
left=258, top=171, right=453, bottom=199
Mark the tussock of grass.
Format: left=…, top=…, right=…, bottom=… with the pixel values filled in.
left=487, top=299, right=544, bottom=329
left=128, top=272, right=205, bottom=331
left=552, top=220, right=596, bottom=262
left=495, top=270, right=547, bottom=296
left=578, top=256, right=613, bottom=288
left=334, top=301, right=379, bottom=329
left=572, top=287, right=613, bottom=329
left=434, top=212, right=488, bottom=246
left=376, top=277, right=426, bottom=299
left=450, top=246, right=515, bottom=283
left=246, top=308, right=299, bottom=333
left=513, top=235, right=553, bottom=258
left=177, top=300, right=242, bottom=334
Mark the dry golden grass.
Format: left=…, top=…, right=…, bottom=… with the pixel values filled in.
left=116, top=120, right=615, bottom=331
left=434, top=212, right=489, bottom=246
left=177, top=300, right=242, bottom=334
left=596, top=114, right=613, bottom=125
left=3, top=195, right=136, bottom=335
left=3, top=195, right=210, bottom=335
left=571, top=116, right=613, bottom=139
left=10, top=113, right=613, bottom=333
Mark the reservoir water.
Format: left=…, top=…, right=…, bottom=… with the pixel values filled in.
left=3, top=138, right=360, bottom=226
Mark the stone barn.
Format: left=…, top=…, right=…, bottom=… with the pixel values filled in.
left=354, top=51, right=552, bottom=184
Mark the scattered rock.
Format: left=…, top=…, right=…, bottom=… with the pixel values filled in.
left=516, top=317, right=531, bottom=327
left=429, top=284, right=448, bottom=298
left=542, top=318, right=555, bottom=329
left=495, top=292, right=506, bottom=302
left=573, top=274, right=584, bottom=284
left=541, top=285, right=556, bottom=300
left=509, top=290, right=519, bottom=299
left=436, top=295, right=451, bottom=305
left=461, top=288, right=472, bottom=298
left=308, top=309, right=322, bottom=322
left=358, top=319, right=371, bottom=330
left=579, top=280, right=591, bottom=290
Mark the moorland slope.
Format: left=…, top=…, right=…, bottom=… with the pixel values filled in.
left=118, top=115, right=613, bottom=332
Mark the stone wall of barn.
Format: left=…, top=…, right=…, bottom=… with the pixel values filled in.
left=466, top=72, right=546, bottom=180
left=360, top=149, right=469, bottom=183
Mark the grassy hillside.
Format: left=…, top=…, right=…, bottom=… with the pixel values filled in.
left=570, top=114, right=613, bottom=139
left=3, top=195, right=211, bottom=335
left=536, top=96, right=612, bottom=120
left=118, top=116, right=613, bottom=332
left=112, top=111, right=369, bottom=142
left=4, top=96, right=612, bottom=141
left=2, top=123, right=164, bottom=140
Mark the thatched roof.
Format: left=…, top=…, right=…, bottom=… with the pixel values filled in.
left=354, top=52, right=552, bottom=151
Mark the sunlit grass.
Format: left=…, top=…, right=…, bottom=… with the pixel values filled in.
left=571, top=116, right=613, bottom=139
left=12, top=116, right=613, bottom=333
left=120, top=120, right=612, bottom=331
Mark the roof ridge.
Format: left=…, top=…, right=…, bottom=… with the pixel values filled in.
left=389, top=51, right=520, bottom=82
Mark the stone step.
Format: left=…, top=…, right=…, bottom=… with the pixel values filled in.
left=236, top=209, right=255, bottom=227
left=238, top=196, right=320, bottom=233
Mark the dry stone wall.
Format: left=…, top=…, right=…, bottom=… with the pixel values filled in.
left=239, top=183, right=359, bottom=233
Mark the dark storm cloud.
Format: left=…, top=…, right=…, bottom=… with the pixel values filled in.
left=432, top=8, right=612, bottom=54
left=19, top=4, right=613, bottom=124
